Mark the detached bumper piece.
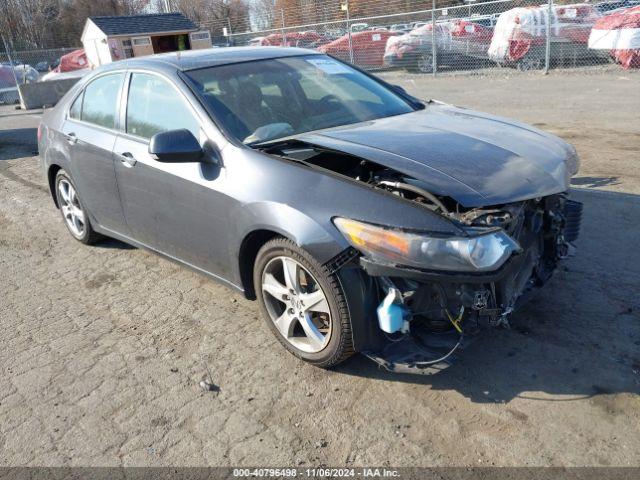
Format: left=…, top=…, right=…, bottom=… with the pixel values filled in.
left=364, top=328, right=469, bottom=375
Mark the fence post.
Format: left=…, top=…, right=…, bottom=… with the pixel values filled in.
left=544, top=0, right=552, bottom=74
left=431, top=0, right=437, bottom=76
left=281, top=9, right=286, bottom=46
left=1, top=35, right=20, bottom=87
left=344, top=0, right=354, bottom=64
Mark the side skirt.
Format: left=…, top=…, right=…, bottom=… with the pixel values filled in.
left=93, top=224, right=246, bottom=295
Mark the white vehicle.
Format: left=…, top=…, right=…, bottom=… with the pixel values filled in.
left=351, top=23, right=369, bottom=32
left=248, top=36, right=266, bottom=47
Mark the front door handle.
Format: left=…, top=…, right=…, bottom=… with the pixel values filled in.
left=118, top=151, right=137, bottom=168
left=65, top=132, right=77, bottom=145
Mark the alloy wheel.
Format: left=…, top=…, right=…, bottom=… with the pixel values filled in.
left=261, top=256, right=332, bottom=353
left=417, top=54, right=434, bottom=73
left=58, top=179, right=86, bottom=237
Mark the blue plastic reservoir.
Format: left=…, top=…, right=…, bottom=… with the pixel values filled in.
left=377, top=289, right=407, bottom=334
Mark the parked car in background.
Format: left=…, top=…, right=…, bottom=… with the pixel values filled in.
left=390, top=23, right=412, bottom=33
left=38, top=48, right=582, bottom=373
left=589, top=5, right=640, bottom=68
left=248, top=36, right=266, bottom=47
left=384, top=20, right=492, bottom=72
left=258, top=31, right=323, bottom=48
left=319, top=30, right=398, bottom=67
left=42, top=49, right=91, bottom=81
left=467, top=13, right=498, bottom=28
left=488, top=3, right=606, bottom=70
left=594, top=0, right=640, bottom=14
left=350, top=23, right=369, bottom=32
left=0, top=63, right=39, bottom=104
left=35, top=61, right=51, bottom=72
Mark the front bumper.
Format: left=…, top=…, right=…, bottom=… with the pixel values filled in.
left=355, top=196, right=583, bottom=375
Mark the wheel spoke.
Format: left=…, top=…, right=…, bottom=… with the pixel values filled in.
left=274, top=311, right=296, bottom=338
left=69, top=185, right=78, bottom=206
left=262, top=273, right=288, bottom=300
left=72, top=214, right=83, bottom=234
left=300, top=289, right=329, bottom=314
left=59, top=182, right=71, bottom=204
left=298, top=313, right=325, bottom=350
left=281, top=257, right=299, bottom=293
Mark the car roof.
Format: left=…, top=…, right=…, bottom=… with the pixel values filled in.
left=100, top=46, right=320, bottom=73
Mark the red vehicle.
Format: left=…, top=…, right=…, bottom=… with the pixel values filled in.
left=589, top=5, right=640, bottom=68
left=260, top=31, right=322, bottom=48
left=318, top=30, right=398, bottom=67
left=53, top=49, right=89, bottom=73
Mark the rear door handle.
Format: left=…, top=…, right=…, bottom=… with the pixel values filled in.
left=65, top=132, right=77, bottom=145
left=118, top=151, right=137, bottom=168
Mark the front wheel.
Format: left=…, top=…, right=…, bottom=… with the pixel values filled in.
left=253, top=238, right=354, bottom=367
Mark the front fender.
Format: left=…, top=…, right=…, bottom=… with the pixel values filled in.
left=234, top=200, right=347, bottom=266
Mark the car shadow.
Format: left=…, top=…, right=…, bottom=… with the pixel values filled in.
left=0, top=127, right=38, bottom=161
left=335, top=187, right=640, bottom=403
left=94, top=237, right=136, bottom=250
left=571, top=175, right=620, bottom=189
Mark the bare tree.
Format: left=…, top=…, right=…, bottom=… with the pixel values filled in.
left=250, top=0, right=276, bottom=31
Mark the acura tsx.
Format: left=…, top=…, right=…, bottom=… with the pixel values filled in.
left=38, top=47, right=582, bottom=374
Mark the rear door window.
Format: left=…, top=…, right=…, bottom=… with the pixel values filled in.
left=125, top=73, right=200, bottom=140
left=81, top=73, right=124, bottom=129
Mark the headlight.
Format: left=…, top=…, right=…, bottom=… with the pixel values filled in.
left=566, top=145, right=580, bottom=176
left=334, top=218, right=521, bottom=272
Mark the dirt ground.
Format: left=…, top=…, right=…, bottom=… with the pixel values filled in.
left=0, top=70, right=639, bottom=467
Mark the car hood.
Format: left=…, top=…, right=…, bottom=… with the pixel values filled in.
left=296, top=102, right=577, bottom=207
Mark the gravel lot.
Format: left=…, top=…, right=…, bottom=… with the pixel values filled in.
left=1, top=70, right=639, bottom=467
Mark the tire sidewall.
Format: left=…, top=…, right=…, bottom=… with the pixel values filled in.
left=55, top=170, right=90, bottom=243
left=253, top=239, right=349, bottom=365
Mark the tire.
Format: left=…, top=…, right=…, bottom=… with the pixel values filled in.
left=253, top=237, right=354, bottom=368
left=407, top=53, right=434, bottom=74
left=54, top=169, right=102, bottom=245
left=517, top=55, right=543, bottom=71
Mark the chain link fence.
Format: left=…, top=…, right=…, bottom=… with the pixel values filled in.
left=216, top=0, right=624, bottom=75
left=1, top=0, right=636, bottom=105
left=0, top=41, right=81, bottom=104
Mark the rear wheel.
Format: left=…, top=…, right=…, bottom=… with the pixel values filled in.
left=253, top=238, right=354, bottom=367
left=55, top=170, right=101, bottom=245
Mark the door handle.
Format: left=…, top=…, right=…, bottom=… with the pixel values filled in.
left=118, top=151, right=137, bottom=168
left=65, top=132, right=77, bottom=145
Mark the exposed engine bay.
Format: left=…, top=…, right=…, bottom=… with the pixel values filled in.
left=263, top=140, right=583, bottom=374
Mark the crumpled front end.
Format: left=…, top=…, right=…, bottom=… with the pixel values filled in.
left=355, top=194, right=583, bottom=374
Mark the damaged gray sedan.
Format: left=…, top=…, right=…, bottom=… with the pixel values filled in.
left=38, top=47, right=582, bottom=374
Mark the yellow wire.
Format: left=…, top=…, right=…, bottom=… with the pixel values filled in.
left=445, top=308, right=464, bottom=334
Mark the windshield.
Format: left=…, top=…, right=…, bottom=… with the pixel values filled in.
left=185, top=55, right=416, bottom=145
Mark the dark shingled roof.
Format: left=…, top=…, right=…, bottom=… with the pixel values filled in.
left=90, top=12, right=197, bottom=36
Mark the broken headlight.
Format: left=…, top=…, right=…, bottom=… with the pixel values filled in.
left=334, top=218, right=521, bottom=272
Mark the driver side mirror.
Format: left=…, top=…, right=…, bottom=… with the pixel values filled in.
left=149, top=129, right=203, bottom=163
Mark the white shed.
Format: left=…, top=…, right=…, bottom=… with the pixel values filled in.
left=81, top=12, right=212, bottom=67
